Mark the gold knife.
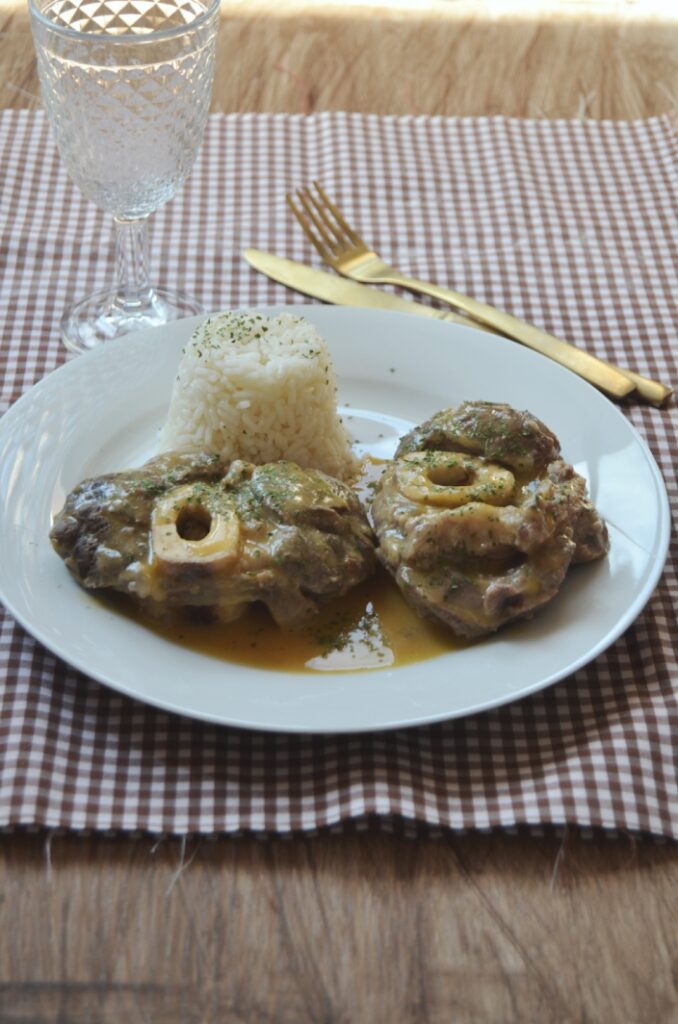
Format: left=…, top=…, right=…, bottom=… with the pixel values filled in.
left=244, top=249, right=668, bottom=404
left=245, top=248, right=485, bottom=329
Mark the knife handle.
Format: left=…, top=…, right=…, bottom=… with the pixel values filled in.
left=598, top=363, right=672, bottom=407
left=373, top=272, right=671, bottom=405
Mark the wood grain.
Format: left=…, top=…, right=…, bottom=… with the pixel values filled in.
left=1, top=830, right=677, bottom=1023
left=1, top=0, right=676, bottom=118
left=1, top=4, right=677, bottom=1022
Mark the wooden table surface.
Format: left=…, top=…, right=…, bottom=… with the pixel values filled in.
left=1, top=2, right=677, bottom=1022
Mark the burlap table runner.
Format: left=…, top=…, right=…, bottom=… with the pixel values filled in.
left=0, top=110, right=676, bottom=837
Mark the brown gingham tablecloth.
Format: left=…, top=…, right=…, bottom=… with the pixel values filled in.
left=0, top=110, right=676, bottom=838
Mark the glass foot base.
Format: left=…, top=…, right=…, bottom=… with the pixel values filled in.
left=60, top=287, right=204, bottom=354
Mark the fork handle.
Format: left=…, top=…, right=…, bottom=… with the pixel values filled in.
left=376, top=272, right=672, bottom=405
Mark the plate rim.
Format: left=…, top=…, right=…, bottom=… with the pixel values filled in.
left=0, top=305, right=671, bottom=733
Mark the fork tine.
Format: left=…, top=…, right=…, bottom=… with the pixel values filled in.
left=285, top=192, right=332, bottom=262
left=302, top=186, right=347, bottom=251
left=312, top=181, right=363, bottom=248
left=296, top=187, right=339, bottom=253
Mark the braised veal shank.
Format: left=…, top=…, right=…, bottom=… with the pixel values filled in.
left=371, top=401, right=609, bottom=639
left=51, top=452, right=376, bottom=627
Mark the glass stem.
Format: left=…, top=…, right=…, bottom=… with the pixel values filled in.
left=113, top=216, right=154, bottom=312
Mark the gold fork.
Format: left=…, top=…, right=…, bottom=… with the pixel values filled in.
left=287, top=182, right=672, bottom=406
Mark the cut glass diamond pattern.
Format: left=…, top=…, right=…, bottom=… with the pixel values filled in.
left=31, top=0, right=217, bottom=217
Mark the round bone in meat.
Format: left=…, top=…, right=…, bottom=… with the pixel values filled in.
left=151, top=483, right=241, bottom=569
left=371, top=401, right=609, bottom=639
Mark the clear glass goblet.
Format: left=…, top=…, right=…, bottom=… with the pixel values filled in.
left=28, top=0, right=220, bottom=353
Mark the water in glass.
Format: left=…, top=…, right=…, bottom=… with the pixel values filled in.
left=29, top=0, right=219, bottom=351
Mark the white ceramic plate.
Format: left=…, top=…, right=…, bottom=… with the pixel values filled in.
left=0, top=307, right=670, bottom=733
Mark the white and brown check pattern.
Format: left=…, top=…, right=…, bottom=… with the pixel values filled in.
left=0, top=110, right=676, bottom=837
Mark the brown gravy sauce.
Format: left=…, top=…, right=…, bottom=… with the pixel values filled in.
left=107, top=567, right=467, bottom=674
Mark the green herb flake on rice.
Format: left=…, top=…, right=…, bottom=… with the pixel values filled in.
left=158, top=311, right=359, bottom=481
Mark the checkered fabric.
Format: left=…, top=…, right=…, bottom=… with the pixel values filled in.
left=0, top=110, right=676, bottom=837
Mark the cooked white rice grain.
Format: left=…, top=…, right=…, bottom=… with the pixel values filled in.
left=158, top=311, right=359, bottom=480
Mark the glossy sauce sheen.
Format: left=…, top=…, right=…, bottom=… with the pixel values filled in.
left=115, top=568, right=465, bottom=673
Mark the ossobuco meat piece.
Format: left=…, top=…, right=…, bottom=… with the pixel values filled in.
left=371, top=401, right=609, bottom=639
left=50, top=452, right=377, bottom=626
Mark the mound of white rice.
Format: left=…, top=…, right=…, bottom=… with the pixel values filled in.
left=158, top=311, right=359, bottom=480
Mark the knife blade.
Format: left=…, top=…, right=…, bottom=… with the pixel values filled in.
left=243, top=249, right=654, bottom=402
left=244, top=248, right=479, bottom=328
